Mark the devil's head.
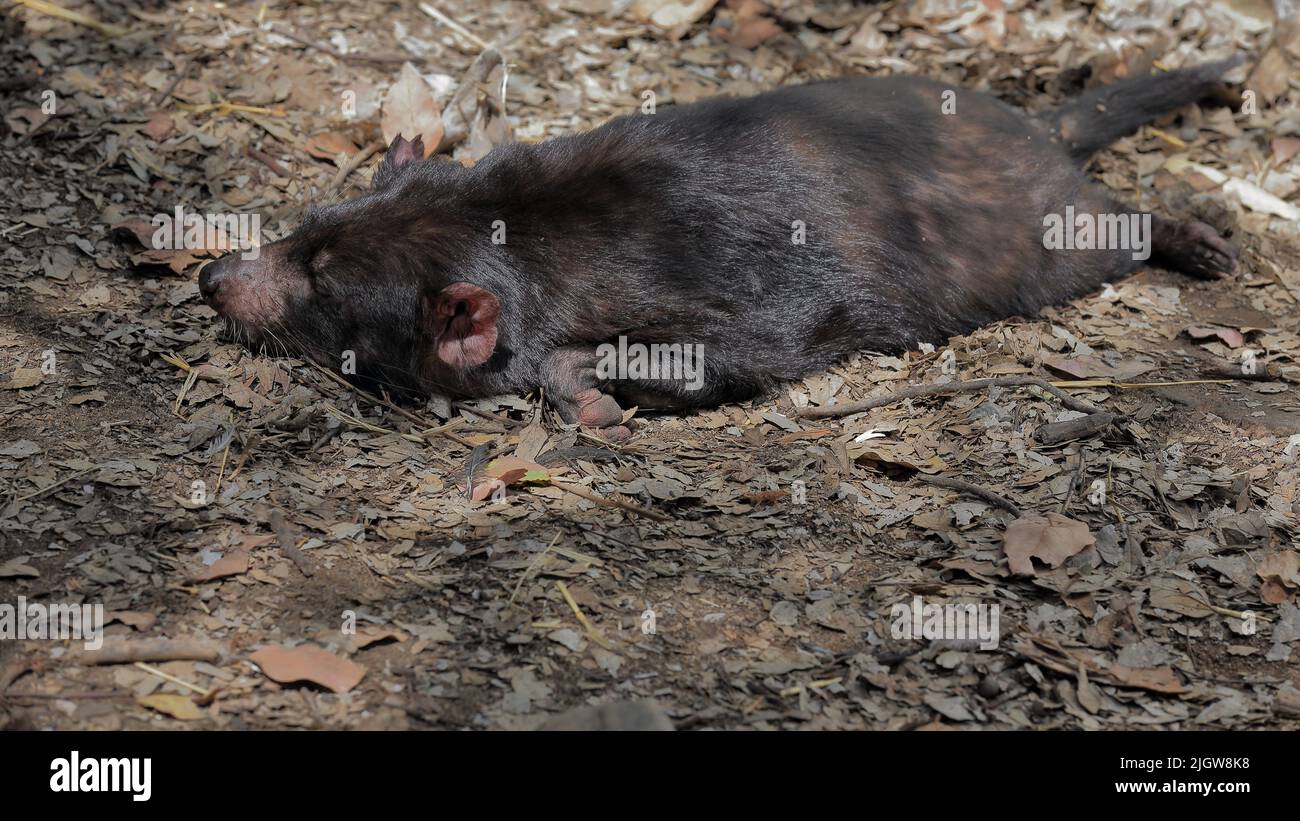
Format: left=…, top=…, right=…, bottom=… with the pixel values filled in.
left=199, top=136, right=502, bottom=396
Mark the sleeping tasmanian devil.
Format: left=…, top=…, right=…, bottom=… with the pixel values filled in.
left=200, top=58, right=1241, bottom=441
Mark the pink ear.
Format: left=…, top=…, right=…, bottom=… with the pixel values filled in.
left=387, top=134, right=425, bottom=167
left=432, top=283, right=499, bottom=368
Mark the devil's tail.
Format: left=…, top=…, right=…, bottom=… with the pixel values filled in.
left=1039, top=55, right=1244, bottom=162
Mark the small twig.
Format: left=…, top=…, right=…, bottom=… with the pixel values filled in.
left=418, top=2, right=492, bottom=51
left=178, top=100, right=286, bottom=117
left=1, top=690, right=132, bottom=701
left=402, top=571, right=441, bottom=592
left=453, top=401, right=525, bottom=427
left=508, top=532, right=561, bottom=606
left=310, top=362, right=476, bottom=448
left=1208, top=604, right=1270, bottom=623
left=1079, top=379, right=1232, bottom=389
left=269, top=509, right=313, bottom=578
left=551, top=480, right=670, bottom=522
left=324, top=404, right=467, bottom=449
left=248, top=145, right=291, bottom=177
left=796, top=376, right=1105, bottom=419
left=153, top=58, right=191, bottom=106
left=13, top=466, right=97, bottom=505
left=328, top=139, right=383, bottom=193
left=556, top=580, right=615, bottom=651
left=325, top=405, right=426, bottom=444
left=415, top=418, right=469, bottom=441
left=1145, top=127, right=1187, bottom=150
left=1058, top=451, right=1087, bottom=515
left=0, top=76, right=39, bottom=92
left=1203, top=365, right=1287, bottom=382
left=173, top=366, right=199, bottom=414
left=537, top=447, right=622, bottom=465
left=133, top=662, right=213, bottom=697
left=270, top=24, right=423, bottom=66
left=0, top=659, right=33, bottom=691
left=213, top=435, right=232, bottom=500
left=914, top=475, right=1022, bottom=517
left=226, top=441, right=253, bottom=483
left=14, top=0, right=128, bottom=37
left=68, top=639, right=225, bottom=666
left=779, top=677, right=843, bottom=697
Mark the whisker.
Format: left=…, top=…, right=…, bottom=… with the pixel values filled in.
left=220, top=317, right=465, bottom=403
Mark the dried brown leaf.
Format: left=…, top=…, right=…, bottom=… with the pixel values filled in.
left=194, top=549, right=249, bottom=582
left=138, top=693, right=205, bottom=720
left=381, top=63, right=443, bottom=158
left=249, top=644, right=367, bottom=693
left=1003, top=513, right=1095, bottom=576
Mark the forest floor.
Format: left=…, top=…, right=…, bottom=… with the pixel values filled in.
left=1, top=0, right=1298, bottom=730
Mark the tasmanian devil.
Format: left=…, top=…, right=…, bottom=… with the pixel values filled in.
left=200, top=58, right=1241, bottom=441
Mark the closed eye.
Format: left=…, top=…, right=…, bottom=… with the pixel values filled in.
left=304, top=246, right=332, bottom=284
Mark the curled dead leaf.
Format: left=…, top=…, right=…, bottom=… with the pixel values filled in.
left=438, top=49, right=510, bottom=157
left=0, top=557, right=40, bottom=578
left=193, top=550, right=249, bottom=582
left=471, top=455, right=551, bottom=500
left=1186, top=325, right=1245, bottom=348
left=1257, top=551, right=1300, bottom=604
left=138, top=693, right=205, bottom=720
left=1257, top=551, right=1300, bottom=589
left=712, top=1, right=783, bottom=49
left=4, top=368, right=42, bottom=390
left=630, top=0, right=719, bottom=28
left=1148, top=577, right=1214, bottom=618
left=108, top=611, right=157, bottom=631
left=4, top=106, right=49, bottom=136
left=1273, top=136, right=1300, bottom=165
left=142, top=112, right=174, bottom=141
left=1260, top=579, right=1289, bottom=605
left=1003, top=513, right=1095, bottom=576
left=305, top=131, right=360, bottom=161
left=351, top=626, right=408, bottom=651
left=69, top=390, right=107, bottom=405
left=381, top=62, right=443, bottom=158
left=1107, top=664, right=1188, bottom=694
left=249, top=644, right=366, bottom=694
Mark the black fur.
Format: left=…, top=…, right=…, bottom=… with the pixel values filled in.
left=200, top=61, right=1240, bottom=434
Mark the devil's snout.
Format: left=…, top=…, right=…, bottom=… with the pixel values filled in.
left=199, top=255, right=235, bottom=308
left=196, top=249, right=295, bottom=330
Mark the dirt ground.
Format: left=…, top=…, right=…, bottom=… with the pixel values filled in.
left=1, top=0, right=1298, bottom=731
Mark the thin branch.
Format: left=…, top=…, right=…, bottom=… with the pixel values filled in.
left=153, top=57, right=191, bottom=105
left=418, top=2, right=492, bottom=51
left=14, top=0, right=127, bottom=37
left=796, top=376, right=1105, bottom=418
left=328, top=139, right=384, bottom=193
left=310, top=362, right=476, bottom=448
left=914, top=475, right=1022, bottom=517
left=552, top=480, right=670, bottom=522
left=270, top=24, right=426, bottom=66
